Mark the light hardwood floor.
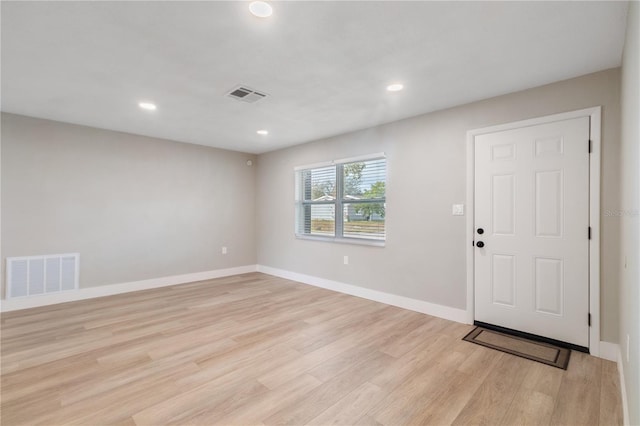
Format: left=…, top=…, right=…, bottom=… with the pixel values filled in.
left=1, top=272, right=623, bottom=425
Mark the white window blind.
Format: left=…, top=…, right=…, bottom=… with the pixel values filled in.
left=295, top=155, right=386, bottom=242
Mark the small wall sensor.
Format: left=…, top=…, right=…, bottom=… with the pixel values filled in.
left=246, top=160, right=253, bottom=166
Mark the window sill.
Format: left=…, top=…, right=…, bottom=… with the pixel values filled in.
left=295, top=234, right=386, bottom=247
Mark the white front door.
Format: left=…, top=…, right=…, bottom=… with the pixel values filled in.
left=474, top=116, right=590, bottom=348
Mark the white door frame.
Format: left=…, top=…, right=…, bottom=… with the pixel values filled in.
left=465, top=106, right=602, bottom=356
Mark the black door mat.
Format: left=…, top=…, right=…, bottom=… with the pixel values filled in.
left=463, top=326, right=571, bottom=370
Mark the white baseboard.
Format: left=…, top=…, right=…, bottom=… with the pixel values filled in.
left=600, top=342, right=630, bottom=426
left=256, top=265, right=469, bottom=324
left=617, top=346, right=630, bottom=426
left=599, top=341, right=620, bottom=362
left=0, top=264, right=258, bottom=312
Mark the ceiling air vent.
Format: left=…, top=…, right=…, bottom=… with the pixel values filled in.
left=226, top=85, right=268, bottom=103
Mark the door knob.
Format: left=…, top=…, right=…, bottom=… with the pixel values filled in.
left=476, top=241, right=485, bottom=248
left=477, top=228, right=484, bottom=234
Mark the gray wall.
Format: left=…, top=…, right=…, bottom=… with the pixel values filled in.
left=1, top=69, right=625, bottom=348
left=1, top=113, right=257, bottom=294
left=619, top=1, right=639, bottom=423
left=256, top=68, right=621, bottom=343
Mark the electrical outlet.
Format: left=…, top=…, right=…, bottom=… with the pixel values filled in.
left=343, top=255, right=349, bottom=265
left=452, top=204, right=465, bottom=216
left=222, top=246, right=227, bottom=255
left=627, top=334, right=630, bottom=363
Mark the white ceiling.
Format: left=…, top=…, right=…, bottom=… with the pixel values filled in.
left=1, top=1, right=628, bottom=154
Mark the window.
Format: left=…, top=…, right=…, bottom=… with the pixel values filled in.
left=295, top=155, right=386, bottom=243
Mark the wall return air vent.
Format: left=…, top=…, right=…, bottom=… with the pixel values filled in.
left=226, top=85, right=268, bottom=103
left=6, top=253, right=79, bottom=298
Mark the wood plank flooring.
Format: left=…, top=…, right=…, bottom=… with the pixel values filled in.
left=0, top=272, right=623, bottom=425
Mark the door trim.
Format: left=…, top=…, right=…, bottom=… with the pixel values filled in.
left=465, top=106, right=602, bottom=356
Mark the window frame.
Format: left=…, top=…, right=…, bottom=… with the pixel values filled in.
left=295, top=153, right=386, bottom=246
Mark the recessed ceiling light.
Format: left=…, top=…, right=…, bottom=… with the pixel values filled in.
left=249, top=1, right=273, bottom=18
left=386, top=83, right=404, bottom=92
left=256, top=129, right=269, bottom=135
left=138, top=102, right=157, bottom=111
